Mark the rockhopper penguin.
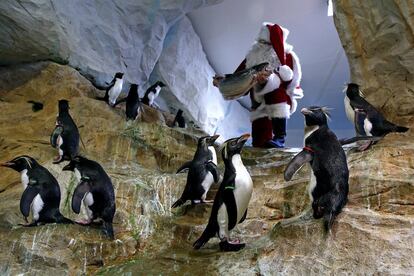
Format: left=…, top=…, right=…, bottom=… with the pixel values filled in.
left=96, top=72, right=124, bottom=106
left=141, top=81, right=165, bottom=107
left=63, top=156, right=116, bottom=239
left=114, top=83, right=141, bottom=120
left=344, top=83, right=409, bottom=149
left=172, top=135, right=220, bottom=208
left=284, top=107, right=349, bottom=231
left=50, top=99, right=80, bottom=164
left=1, top=156, right=72, bottom=226
left=193, top=134, right=252, bottom=252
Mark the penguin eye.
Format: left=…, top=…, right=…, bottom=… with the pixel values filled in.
left=231, top=141, right=237, bottom=146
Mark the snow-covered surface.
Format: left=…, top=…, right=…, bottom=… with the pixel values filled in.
left=150, top=16, right=250, bottom=139
left=0, top=0, right=252, bottom=140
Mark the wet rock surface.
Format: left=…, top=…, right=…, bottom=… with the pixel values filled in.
left=334, top=0, right=414, bottom=127
left=0, top=62, right=413, bottom=274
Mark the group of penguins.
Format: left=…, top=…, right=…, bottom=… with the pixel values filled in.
left=1, top=74, right=409, bottom=252
left=96, top=72, right=186, bottom=127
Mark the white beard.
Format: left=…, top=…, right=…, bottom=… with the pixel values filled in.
left=246, top=42, right=281, bottom=70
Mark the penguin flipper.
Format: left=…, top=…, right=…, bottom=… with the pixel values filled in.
left=20, top=186, right=39, bottom=218
left=176, top=161, right=192, bottom=174
left=239, top=209, right=247, bottom=223
left=50, top=125, right=64, bottom=148
left=222, top=183, right=238, bottom=230
left=354, top=109, right=367, bottom=136
left=206, top=161, right=219, bottom=183
left=72, top=180, right=90, bottom=214
left=113, top=97, right=127, bottom=107
left=284, top=150, right=313, bottom=181
left=340, top=136, right=382, bottom=146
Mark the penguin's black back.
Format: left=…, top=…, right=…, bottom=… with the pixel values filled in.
left=348, top=93, right=408, bottom=136
left=82, top=160, right=115, bottom=219
left=27, top=164, right=64, bottom=222
left=125, top=84, right=140, bottom=120
left=58, top=109, right=80, bottom=159
left=305, top=126, right=349, bottom=218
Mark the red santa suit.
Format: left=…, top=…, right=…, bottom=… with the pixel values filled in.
left=237, top=23, right=303, bottom=147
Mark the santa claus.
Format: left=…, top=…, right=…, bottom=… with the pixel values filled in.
left=236, top=22, right=303, bottom=148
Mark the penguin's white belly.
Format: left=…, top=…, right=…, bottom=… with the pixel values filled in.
left=344, top=96, right=355, bottom=123
left=31, top=194, right=44, bottom=221
left=309, top=170, right=317, bottom=201
left=148, top=92, right=155, bottom=106
left=364, top=118, right=373, bottom=136
left=200, top=173, right=214, bottom=200
left=232, top=155, right=253, bottom=222
left=208, top=146, right=217, bottom=165
left=108, top=79, right=123, bottom=105
left=83, top=192, right=94, bottom=219
left=57, top=135, right=63, bottom=156
left=21, top=169, right=29, bottom=189
left=74, top=168, right=82, bottom=183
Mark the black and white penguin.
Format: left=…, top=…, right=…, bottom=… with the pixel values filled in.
left=172, top=109, right=186, bottom=128
left=50, top=99, right=80, bottom=164
left=193, top=134, right=252, bottom=252
left=1, top=155, right=72, bottom=226
left=284, top=107, right=349, bottom=231
left=172, top=135, right=220, bottom=208
left=114, top=84, right=141, bottom=120
left=62, top=156, right=116, bottom=239
left=344, top=83, right=409, bottom=137
left=96, top=72, right=124, bottom=106
left=141, top=81, right=165, bottom=107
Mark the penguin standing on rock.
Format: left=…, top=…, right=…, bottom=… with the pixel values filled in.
left=50, top=100, right=80, bottom=164
left=284, top=107, right=349, bottom=231
left=344, top=83, right=409, bottom=150
left=141, top=81, right=165, bottom=107
left=172, top=135, right=220, bottom=208
left=114, top=84, right=141, bottom=120
left=193, top=134, right=252, bottom=252
left=63, top=156, right=116, bottom=239
left=96, top=72, right=124, bottom=106
left=1, top=156, right=72, bottom=226
left=172, top=109, right=186, bottom=128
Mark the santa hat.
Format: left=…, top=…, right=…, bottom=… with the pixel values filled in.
left=257, top=23, right=293, bottom=81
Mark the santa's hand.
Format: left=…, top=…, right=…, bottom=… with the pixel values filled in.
left=212, top=75, right=224, bottom=87
left=255, top=70, right=272, bottom=84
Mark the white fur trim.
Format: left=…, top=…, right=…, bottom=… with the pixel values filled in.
left=246, top=42, right=281, bottom=70
left=250, top=103, right=267, bottom=121
left=287, top=50, right=302, bottom=92
left=277, top=65, right=293, bottom=81
left=266, top=103, right=291, bottom=119
left=290, top=97, right=298, bottom=115
left=287, top=87, right=304, bottom=99
left=255, top=73, right=280, bottom=96
left=256, top=23, right=289, bottom=44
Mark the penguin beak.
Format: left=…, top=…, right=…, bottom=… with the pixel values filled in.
left=301, top=108, right=312, bottom=115
left=237, top=133, right=250, bottom=144
left=210, top=134, right=220, bottom=143
left=0, top=161, right=13, bottom=168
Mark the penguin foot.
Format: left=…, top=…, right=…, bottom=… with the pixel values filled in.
left=53, top=155, right=64, bottom=164
left=202, top=200, right=214, bottom=204
left=19, top=222, right=38, bottom=227
left=358, top=141, right=372, bottom=151
left=75, top=219, right=92, bottom=225
left=219, top=240, right=245, bottom=252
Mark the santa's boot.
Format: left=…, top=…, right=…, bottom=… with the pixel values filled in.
left=267, top=117, right=286, bottom=148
